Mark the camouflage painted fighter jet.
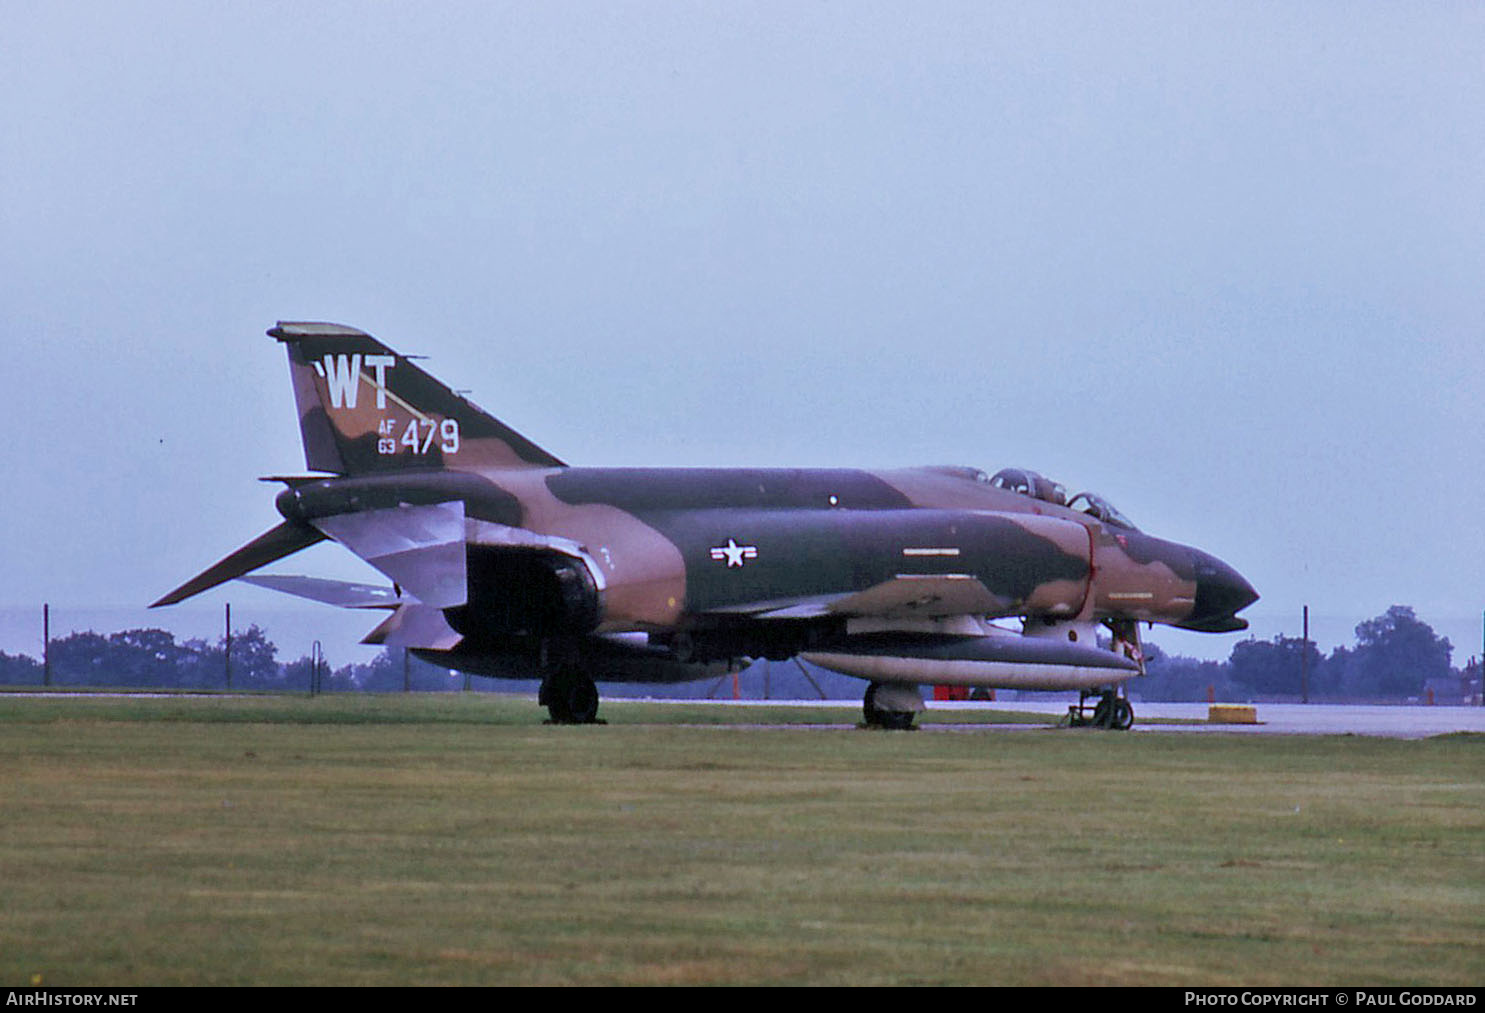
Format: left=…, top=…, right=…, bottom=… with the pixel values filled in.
left=153, top=322, right=1258, bottom=729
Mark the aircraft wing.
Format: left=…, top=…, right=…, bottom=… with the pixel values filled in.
left=699, top=573, right=1139, bottom=690
left=707, top=574, right=1007, bottom=621
left=816, top=574, right=1007, bottom=619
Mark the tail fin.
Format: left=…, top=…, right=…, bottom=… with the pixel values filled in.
left=269, top=322, right=565, bottom=475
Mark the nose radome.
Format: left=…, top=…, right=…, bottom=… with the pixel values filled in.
left=1183, top=551, right=1259, bottom=632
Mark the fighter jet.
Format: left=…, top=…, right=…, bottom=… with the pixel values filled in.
left=153, top=322, right=1258, bottom=729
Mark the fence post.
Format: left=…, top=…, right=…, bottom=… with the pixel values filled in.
left=42, top=603, right=51, bottom=688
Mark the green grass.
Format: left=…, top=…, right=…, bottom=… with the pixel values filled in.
left=0, top=694, right=1479, bottom=986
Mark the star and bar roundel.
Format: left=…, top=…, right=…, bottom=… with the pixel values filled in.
left=709, top=538, right=758, bottom=568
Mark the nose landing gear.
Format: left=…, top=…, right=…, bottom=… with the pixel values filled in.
left=1066, top=688, right=1134, bottom=730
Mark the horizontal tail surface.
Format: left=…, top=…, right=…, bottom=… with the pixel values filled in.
left=151, top=520, right=325, bottom=606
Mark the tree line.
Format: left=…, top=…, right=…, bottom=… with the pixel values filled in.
left=1141, top=605, right=1477, bottom=702
left=0, top=625, right=468, bottom=693
left=0, top=604, right=1477, bottom=702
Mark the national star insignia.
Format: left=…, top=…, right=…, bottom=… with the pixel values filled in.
left=709, top=538, right=758, bottom=568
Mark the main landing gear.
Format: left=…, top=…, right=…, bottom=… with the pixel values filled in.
left=1066, top=688, right=1134, bottom=731
left=539, top=665, right=602, bottom=724
left=863, top=682, right=920, bottom=731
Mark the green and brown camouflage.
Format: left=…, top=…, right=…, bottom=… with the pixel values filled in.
left=154, top=323, right=1257, bottom=727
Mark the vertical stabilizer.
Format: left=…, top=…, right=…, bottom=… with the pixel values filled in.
left=269, top=322, right=565, bottom=475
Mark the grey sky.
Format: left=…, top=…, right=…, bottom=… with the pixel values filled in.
left=3, top=3, right=1482, bottom=665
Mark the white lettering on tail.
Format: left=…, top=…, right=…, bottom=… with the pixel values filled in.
left=322, top=354, right=363, bottom=409
left=364, top=355, right=395, bottom=408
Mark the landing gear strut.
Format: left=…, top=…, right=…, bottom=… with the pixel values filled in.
left=540, top=665, right=601, bottom=724
left=863, top=682, right=919, bottom=731
left=1067, top=688, right=1134, bottom=730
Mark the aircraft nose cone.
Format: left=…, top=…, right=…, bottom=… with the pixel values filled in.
left=1186, top=551, right=1259, bottom=632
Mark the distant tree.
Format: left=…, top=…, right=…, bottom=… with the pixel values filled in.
left=281, top=649, right=407, bottom=693
left=1328, top=605, right=1452, bottom=699
left=226, top=625, right=281, bottom=689
left=281, top=654, right=323, bottom=693
left=346, top=649, right=404, bottom=691
left=48, top=631, right=123, bottom=685
left=176, top=637, right=223, bottom=688
left=103, top=628, right=191, bottom=686
left=1315, top=645, right=1353, bottom=699
left=1227, top=635, right=1325, bottom=698
left=0, top=650, right=42, bottom=685
left=32, top=625, right=288, bottom=689
left=324, top=662, right=364, bottom=693
left=161, top=626, right=279, bottom=689
left=336, top=648, right=465, bottom=692
left=1135, top=641, right=1232, bottom=701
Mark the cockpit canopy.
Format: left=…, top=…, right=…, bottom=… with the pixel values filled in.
left=988, top=467, right=1067, bottom=507
left=987, top=467, right=1139, bottom=531
left=1066, top=491, right=1138, bottom=531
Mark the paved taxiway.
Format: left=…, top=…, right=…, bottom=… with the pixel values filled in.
left=667, top=699, right=1485, bottom=738
left=935, top=700, right=1485, bottom=738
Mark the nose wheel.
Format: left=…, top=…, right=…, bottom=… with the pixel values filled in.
left=1068, top=689, right=1134, bottom=730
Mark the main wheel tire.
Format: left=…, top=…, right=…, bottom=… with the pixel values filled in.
left=543, top=666, right=600, bottom=724
left=565, top=673, right=599, bottom=724
left=863, top=682, right=916, bottom=730
left=1112, top=698, right=1134, bottom=731
left=880, top=709, right=916, bottom=731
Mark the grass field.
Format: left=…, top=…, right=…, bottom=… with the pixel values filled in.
left=1, top=693, right=1480, bottom=986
